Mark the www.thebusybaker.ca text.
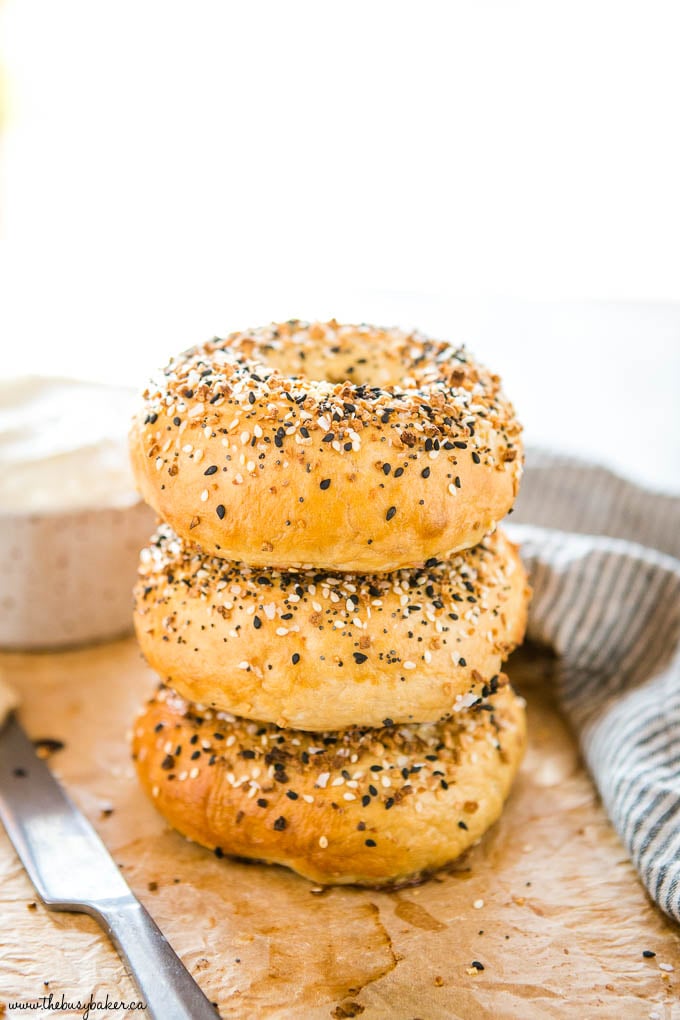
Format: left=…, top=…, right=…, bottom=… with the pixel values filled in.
left=7, top=991, right=147, bottom=1019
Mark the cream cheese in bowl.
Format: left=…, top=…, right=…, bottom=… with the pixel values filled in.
left=0, top=377, right=155, bottom=649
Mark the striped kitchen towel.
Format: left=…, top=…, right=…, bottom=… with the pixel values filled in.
left=507, top=450, right=680, bottom=923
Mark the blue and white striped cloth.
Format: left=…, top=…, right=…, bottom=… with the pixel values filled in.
left=508, top=450, right=680, bottom=923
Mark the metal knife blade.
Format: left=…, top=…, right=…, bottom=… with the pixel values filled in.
left=0, top=713, right=218, bottom=1020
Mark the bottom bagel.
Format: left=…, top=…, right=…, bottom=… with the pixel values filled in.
left=132, top=681, right=526, bottom=887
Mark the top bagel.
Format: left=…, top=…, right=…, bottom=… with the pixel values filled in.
left=130, top=321, right=523, bottom=572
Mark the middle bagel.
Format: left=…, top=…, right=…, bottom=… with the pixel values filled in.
left=134, top=525, right=529, bottom=731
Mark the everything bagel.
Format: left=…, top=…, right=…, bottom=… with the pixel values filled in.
left=134, top=525, right=529, bottom=730
left=130, top=321, right=523, bottom=572
left=132, top=681, right=526, bottom=886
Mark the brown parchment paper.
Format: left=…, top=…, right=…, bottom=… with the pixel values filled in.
left=0, top=640, right=678, bottom=1020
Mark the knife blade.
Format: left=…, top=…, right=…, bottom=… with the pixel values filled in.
left=0, top=712, right=219, bottom=1020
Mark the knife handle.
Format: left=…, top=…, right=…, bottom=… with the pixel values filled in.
left=94, top=899, right=219, bottom=1020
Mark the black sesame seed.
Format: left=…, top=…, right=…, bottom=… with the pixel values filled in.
left=421, top=467, right=431, bottom=478
left=384, top=797, right=394, bottom=809
left=214, top=846, right=224, bottom=858
left=160, top=755, right=175, bottom=771
left=368, top=784, right=378, bottom=797
left=394, top=467, right=404, bottom=478
left=362, top=795, right=370, bottom=807
left=454, top=440, right=467, bottom=449
left=173, top=416, right=181, bottom=426
left=286, top=790, right=299, bottom=800
left=253, top=616, right=262, bottom=629
left=248, top=392, right=256, bottom=405
left=386, top=506, right=397, bottom=521
left=458, top=820, right=468, bottom=830
left=257, top=798, right=268, bottom=808
left=322, top=433, right=334, bottom=442
left=353, top=652, right=368, bottom=664
left=320, top=479, right=331, bottom=490
left=472, top=451, right=481, bottom=464
left=216, top=504, right=226, bottom=520
left=471, top=960, right=484, bottom=971
left=382, top=463, right=391, bottom=475
left=273, top=817, right=287, bottom=830
left=365, top=839, right=377, bottom=847
left=292, top=653, right=300, bottom=665
left=204, top=465, right=218, bottom=475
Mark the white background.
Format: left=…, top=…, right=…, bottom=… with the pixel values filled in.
left=1, top=1, right=679, bottom=489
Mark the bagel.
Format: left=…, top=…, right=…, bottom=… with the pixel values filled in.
left=131, top=681, right=526, bottom=886
left=134, top=525, right=529, bottom=730
left=129, top=321, right=523, bottom=572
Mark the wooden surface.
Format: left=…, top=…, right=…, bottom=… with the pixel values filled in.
left=0, top=639, right=679, bottom=1019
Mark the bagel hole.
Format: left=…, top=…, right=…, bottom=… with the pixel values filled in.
left=263, top=343, right=406, bottom=388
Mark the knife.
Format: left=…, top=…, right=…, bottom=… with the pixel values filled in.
left=0, top=712, right=219, bottom=1020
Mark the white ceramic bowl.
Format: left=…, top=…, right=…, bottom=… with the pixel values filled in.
left=0, top=376, right=155, bottom=650
left=0, top=500, right=155, bottom=649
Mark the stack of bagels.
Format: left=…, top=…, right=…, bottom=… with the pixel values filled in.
left=129, top=321, right=530, bottom=886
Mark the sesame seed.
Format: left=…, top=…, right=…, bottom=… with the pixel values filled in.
left=386, top=506, right=397, bottom=521
left=320, top=478, right=331, bottom=490
left=319, top=836, right=328, bottom=848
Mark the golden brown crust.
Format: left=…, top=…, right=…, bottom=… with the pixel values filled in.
left=132, top=682, right=526, bottom=886
left=134, top=526, right=530, bottom=730
left=129, top=321, right=523, bottom=572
